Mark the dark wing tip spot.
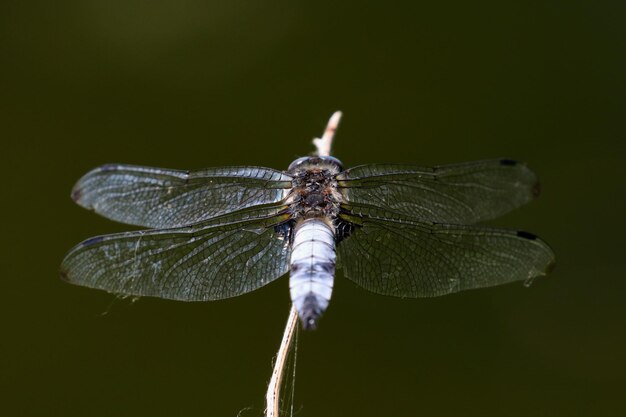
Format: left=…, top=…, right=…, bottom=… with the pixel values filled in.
left=545, top=260, right=557, bottom=274
left=517, top=230, right=538, bottom=240
left=82, top=236, right=105, bottom=246
left=500, top=159, right=518, bottom=166
left=100, top=164, right=118, bottom=172
left=59, top=265, right=72, bottom=283
left=71, top=187, right=83, bottom=202
left=532, top=181, right=541, bottom=198
left=59, top=268, right=69, bottom=281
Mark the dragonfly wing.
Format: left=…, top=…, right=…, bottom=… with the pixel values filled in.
left=336, top=216, right=555, bottom=297
left=337, top=159, right=540, bottom=224
left=60, top=207, right=292, bottom=301
left=72, top=164, right=293, bottom=228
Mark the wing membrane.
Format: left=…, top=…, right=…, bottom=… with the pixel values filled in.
left=337, top=216, right=555, bottom=297
left=72, top=164, right=293, bottom=228
left=60, top=206, right=291, bottom=301
left=337, top=159, right=539, bottom=224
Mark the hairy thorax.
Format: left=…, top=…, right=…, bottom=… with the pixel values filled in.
left=286, top=159, right=343, bottom=221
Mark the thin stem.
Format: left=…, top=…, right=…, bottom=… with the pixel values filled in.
left=266, top=306, right=299, bottom=417
left=264, top=111, right=343, bottom=417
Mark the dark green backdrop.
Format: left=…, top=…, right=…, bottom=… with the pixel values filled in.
left=2, top=1, right=625, bottom=416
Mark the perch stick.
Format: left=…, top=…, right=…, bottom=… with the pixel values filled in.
left=265, top=111, right=342, bottom=417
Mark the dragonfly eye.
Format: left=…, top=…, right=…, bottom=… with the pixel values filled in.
left=320, top=156, right=343, bottom=170
left=287, top=157, right=310, bottom=171
left=288, top=156, right=344, bottom=172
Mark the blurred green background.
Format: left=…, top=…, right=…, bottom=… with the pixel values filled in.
left=1, top=1, right=625, bottom=416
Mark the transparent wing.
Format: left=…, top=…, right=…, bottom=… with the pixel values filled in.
left=336, top=159, right=540, bottom=224
left=72, top=164, right=293, bottom=228
left=336, top=216, right=555, bottom=297
left=60, top=207, right=292, bottom=301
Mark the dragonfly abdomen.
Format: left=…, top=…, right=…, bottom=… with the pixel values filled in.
left=289, top=218, right=336, bottom=330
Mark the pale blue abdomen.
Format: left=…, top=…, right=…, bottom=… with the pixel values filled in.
left=289, top=218, right=336, bottom=330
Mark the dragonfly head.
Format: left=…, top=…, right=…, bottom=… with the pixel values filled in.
left=287, top=156, right=343, bottom=173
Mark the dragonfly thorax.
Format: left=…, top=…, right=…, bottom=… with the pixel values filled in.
left=289, top=164, right=341, bottom=219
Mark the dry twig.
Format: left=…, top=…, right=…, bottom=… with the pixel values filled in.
left=265, top=111, right=343, bottom=417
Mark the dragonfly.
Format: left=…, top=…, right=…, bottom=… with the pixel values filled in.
left=61, top=115, right=555, bottom=330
